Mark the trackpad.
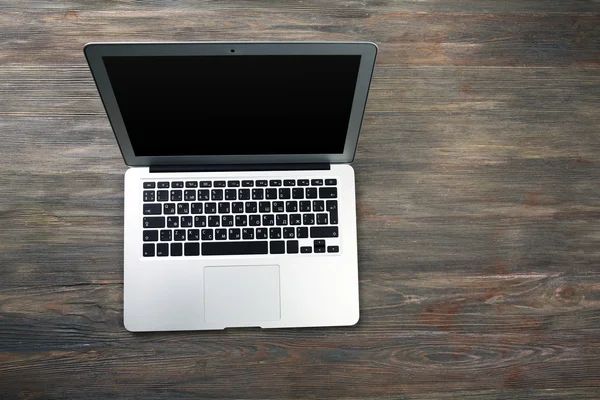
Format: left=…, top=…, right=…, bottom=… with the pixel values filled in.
left=204, top=265, right=281, bottom=324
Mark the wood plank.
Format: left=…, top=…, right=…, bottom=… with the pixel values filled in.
left=1, top=11, right=598, bottom=66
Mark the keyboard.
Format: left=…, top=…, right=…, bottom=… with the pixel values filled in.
left=141, top=178, right=340, bottom=257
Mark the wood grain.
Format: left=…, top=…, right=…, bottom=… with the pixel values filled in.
left=1, top=0, right=600, bottom=398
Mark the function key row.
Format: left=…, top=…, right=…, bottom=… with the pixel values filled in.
left=144, top=187, right=337, bottom=203
left=143, top=179, right=337, bottom=189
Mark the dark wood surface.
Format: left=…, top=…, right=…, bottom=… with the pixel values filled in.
left=1, top=1, right=599, bottom=398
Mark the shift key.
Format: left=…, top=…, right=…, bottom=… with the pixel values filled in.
left=310, top=226, right=338, bottom=238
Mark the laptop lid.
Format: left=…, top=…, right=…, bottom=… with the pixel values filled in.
left=84, top=42, right=377, bottom=167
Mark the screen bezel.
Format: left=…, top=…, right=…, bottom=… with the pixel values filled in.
left=84, top=42, right=377, bottom=166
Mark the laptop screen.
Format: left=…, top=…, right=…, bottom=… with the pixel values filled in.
left=102, top=55, right=361, bottom=157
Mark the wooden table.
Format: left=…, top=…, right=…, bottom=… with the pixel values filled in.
left=1, top=1, right=599, bottom=398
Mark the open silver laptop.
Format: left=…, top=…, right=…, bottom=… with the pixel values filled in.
left=84, top=41, right=377, bottom=331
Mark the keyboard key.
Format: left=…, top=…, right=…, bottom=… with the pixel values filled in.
left=197, top=189, right=209, bottom=201
left=143, top=182, right=155, bottom=189
left=143, top=191, right=155, bottom=202
left=292, top=188, right=304, bottom=199
left=214, top=181, right=226, bottom=187
left=310, top=226, right=339, bottom=238
left=205, top=202, right=217, bottom=214
left=174, top=230, right=186, bottom=241
left=266, top=189, right=277, bottom=199
left=171, top=243, right=182, bottom=256
left=167, top=217, right=179, bottom=228
left=186, top=181, right=198, bottom=188
left=235, top=215, right=247, bottom=226
left=170, top=190, right=182, bottom=201
left=314, top=239, right=325, bottom=248
left=225, top=189, right=237, bottom=200
left=245, top=202, right=257, bottom=213
left=158, top=182, right=169, bottom=188
left=325, top=179, right=337, bottom=186
left=181, top=216, right=193, bottom=227
left=194, top=216, right=207, bottom=227
left=202, top=241, right=268, bottom=256
left=239, top=189, right=250, bottom=200
left=222, top=215, right=234, bottom=227
left=143, top=230, right=158, bottom=242
left=157, top=190, right=169, bottom=201
left=242, top=228, right=254, bottom=239
left=279, top=188, right=291, bottom=199
left=208, top=216, right=220, bottom=227
left=276, top=214, right=288, bottom=226
left=270, top=241, right=285, bottom=254
left=329, top=209, right=338, bottom=224
left=283, top=227, right=295, bottom=238
left=249, top=214, right=261, bottom=226
left=188, top=229, right=200, bottom=241
left=306, top=188, right=317, bottom=199
left=319, top=187, right=337, bottom=198
left=290, top=214, right=302, bottom=225
left=300, top=201, right=311, bottom=212
left=228, top=180, right=240, bottom=187
left=286, top=201, right=298, bottom=212
left=143, top=204, right=162, bottom=215
left=228, top=228, right=241, bottom=240
left=160, top=230, right=172, bottom=241
left=202, top=229, right=213, bottom=240
left=200, top=181, right=211, bottom=188
left=314, top=246, right=326, bottom=253
left=327, top=245, right=340, bottom=253
left=256, top=228, right=268, bottom=239
left=272, top=201, right=284, bottom=213
left=242, top=180, right=254, bottom=187
left=270, top=180, right=282, bottom=187
left=211, top=189, right=223, bottom=201
left=184, top=242, right=200, bottom=256
left=191, top=203, right=203, bottom=214
left=172, top=181, right=184, bottom=188
left=298, top=179, right=309, bottom=186
left=177, top=203, right=189, bottom=214
left=215, top=229, right=227, bottom=240
left=297, top=227, right=309, bottom=238
left=218, top=202, right=230, bottom=214
left=163, top=203, right=175, bottom=214
left=284, top=179, right=295, bottom=186
left=287, top=240, right=299, bottom=254
left=316, top=213, right=328, bottom=225
left=263, top=214, right=274, bottom=226
left=300, top=246, right=312, bottom=253
left=259, top=202, right=271, bottom=213
left=311, top=179, right=323, bottom=186
left=326, top=200, right=338, bottom=211
left=303, top=214, right=315, bottom=225
left=256, top=180, right=268, bottom=187
left=157, top=243, right=169, bottom=256
left=143, top=217, right=164, bottom=228
left=143, top=243, right=155, bottom=257
left=184, top=190, right=196, bottom=201
left=313, top=200, right=325, bottom=212
left=252, top=188, right=264, bottom=200
left=232, top=202, right=244, bottom=213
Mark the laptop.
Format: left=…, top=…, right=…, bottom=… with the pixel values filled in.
left=84, top=41, right=378, bottom=331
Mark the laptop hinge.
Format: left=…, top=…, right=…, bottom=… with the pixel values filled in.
left=149, top=163, right=331, bottom=173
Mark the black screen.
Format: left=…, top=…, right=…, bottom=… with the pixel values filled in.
left=102, top=55, right=361, bottom=156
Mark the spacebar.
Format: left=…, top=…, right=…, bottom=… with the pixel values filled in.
left=202, top=241, right=269, bottom=256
